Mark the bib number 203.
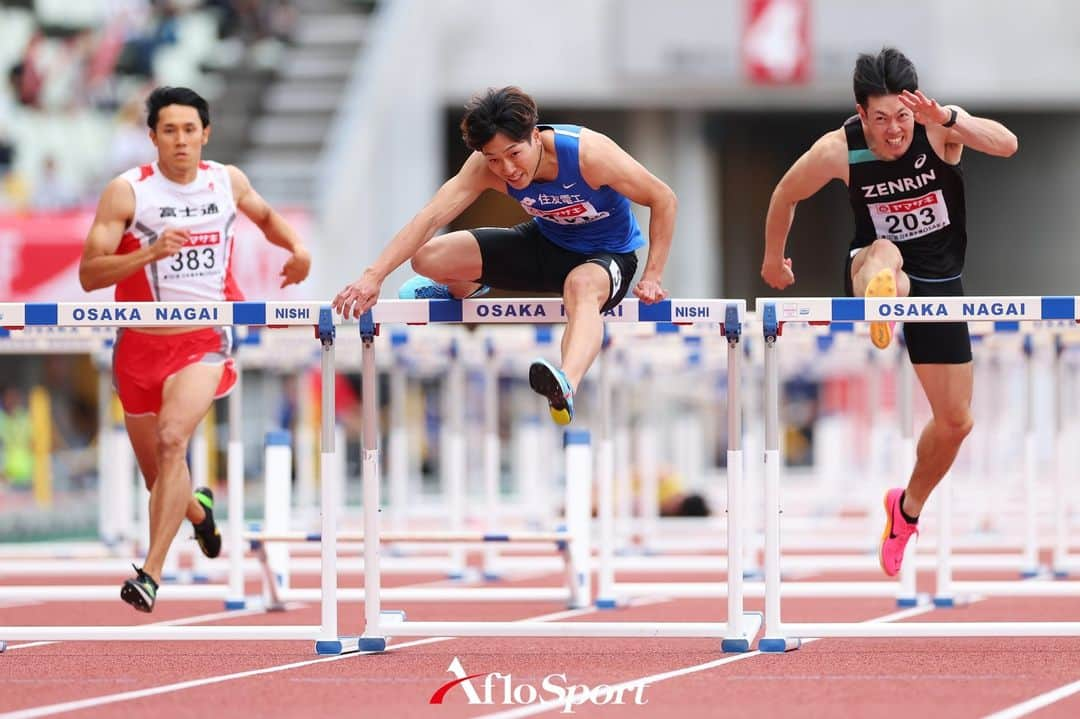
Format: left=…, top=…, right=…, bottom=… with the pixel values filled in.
left=170, top=248, right=215, bottom=272
left=884, top=206, right=936, bottom=234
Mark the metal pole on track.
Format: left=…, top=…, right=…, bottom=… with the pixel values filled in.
left=358, top=310, right=389, bottom=652
left=759, top=303, right=799, bottom=652
left=225, top=358, right=246, bottom=608
left=315, top=307, right=341, bottom=653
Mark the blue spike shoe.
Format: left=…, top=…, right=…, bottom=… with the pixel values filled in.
left=529, top=359, right=575, bottom=425
left=397, top=275, right=490, bottom=300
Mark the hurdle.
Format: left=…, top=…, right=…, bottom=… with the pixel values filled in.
left=756, top=295, right=1080, bottom=652
left=594, top=314, right=743, bottom=607
left=0, top=300, right=356, bottom=653
left=345, top=297, right=761, bottom=653
left=0, top=326, right=136, bottom=555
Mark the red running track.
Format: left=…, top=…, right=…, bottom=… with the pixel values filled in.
left=2, top=563, right=1080, bottom=718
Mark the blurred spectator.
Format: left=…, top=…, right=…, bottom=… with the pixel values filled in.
left=31, top=155, right=81, bottom=211
left=0, top=132, right=30, bottom=211
left=115, top=2, right=180, bottom=78
left=104, top=95, right=156, bottom=178
left=210, top=0, right=297, bottom=45
left=9, top=31, right=46, bottom=109
left=0, top=386, right=33, bottom=490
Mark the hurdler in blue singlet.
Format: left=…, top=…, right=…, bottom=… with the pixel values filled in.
left=504, top=124, right=644, bottom=255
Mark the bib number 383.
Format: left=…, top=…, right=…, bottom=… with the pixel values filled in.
left=869, top=190, right=951, bottom=242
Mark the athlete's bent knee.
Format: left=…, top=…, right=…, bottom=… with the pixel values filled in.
left=869, top=238, right=901, bottom=265
left=156, top=423, right=190, bottom=461
left=563, top=272, right=606, bottom=306
left=938, top=411, right=974, bottom=445
left=410, top=245, right=441, bottom=278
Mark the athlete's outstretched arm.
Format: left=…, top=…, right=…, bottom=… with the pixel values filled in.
left=761, top=130, right=848, bottom=290
left=79, top=178, right=185, bottom=291
left=580, top=130, right=676, bottom=304
left=332, top=153, right=498, bottom=317
left=899, top=90, right=1018, bottom=158
left=228, top=165, right=310, bottom=288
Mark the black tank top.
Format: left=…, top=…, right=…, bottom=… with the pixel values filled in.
left=844, top=116, right=967, bottom=280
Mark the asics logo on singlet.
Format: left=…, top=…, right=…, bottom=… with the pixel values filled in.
left=914, top=153, right=927, bottom=169
left=861, top=170, right=937, bottom=198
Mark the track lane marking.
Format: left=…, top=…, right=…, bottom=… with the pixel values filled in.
left=477, top=602, right=943, bottom=719
left=981, top=677, right=1080, bottom=719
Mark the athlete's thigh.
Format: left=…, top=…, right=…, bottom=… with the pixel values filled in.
left=420, top=230, right=483, bottom=279
left=912, top=361, right=973, bottom=423
left=158, top=362, right=224, bottom=441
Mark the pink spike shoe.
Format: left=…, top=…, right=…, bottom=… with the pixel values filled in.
left=879, top=488, right=919, bottom=577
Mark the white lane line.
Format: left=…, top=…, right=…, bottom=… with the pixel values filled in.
left=981, top=678, right=1080, bottom=719
left=0, top=593, right=664, bottom=718
left=1, top=565, right=558, bottom=652
left=0, top=603, right=307, bottom=651
left=477, top=603, right=943, bottom=719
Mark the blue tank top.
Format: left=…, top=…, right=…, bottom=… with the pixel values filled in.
left=505, top=124, right=644, bottom=255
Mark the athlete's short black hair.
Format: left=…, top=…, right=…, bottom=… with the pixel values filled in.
left=460, top=86, right=538, bottom=152
left=146, top=86, right=210, bottom=130
left=853, top=48, right=918, bottom=108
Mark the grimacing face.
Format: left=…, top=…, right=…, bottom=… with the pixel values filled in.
left=858, top=94, right=915, bottom=160
left=481, top=129, right=541, bottom=188
left=150, top=104, right=209, bottom=171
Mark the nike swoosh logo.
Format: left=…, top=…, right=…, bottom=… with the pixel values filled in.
left=562, top=183, right=576, bottom=189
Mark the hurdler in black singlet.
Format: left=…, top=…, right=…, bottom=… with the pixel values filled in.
left=844, top=117, right=967, bottom=282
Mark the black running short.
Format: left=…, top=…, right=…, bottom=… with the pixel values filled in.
left=471, top=221, right=638, bottom=313
left=844, top=255, right=972, bottom=365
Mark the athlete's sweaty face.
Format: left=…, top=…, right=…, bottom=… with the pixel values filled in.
left=151, top=105, right=210, bottom=173
left=481, top=130, right=541, bottom=189
left=858, top=94, right=915, bottom=161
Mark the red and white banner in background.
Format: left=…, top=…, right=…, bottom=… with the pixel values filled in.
left=0, top=209, right=312, bottom=302
left=743, top=0, right=811, bottom=85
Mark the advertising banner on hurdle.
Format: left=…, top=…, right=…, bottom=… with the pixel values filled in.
left=0, top=209, right=312, bottom=302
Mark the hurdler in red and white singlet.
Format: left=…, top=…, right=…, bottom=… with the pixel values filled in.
left=113, top=160, right=240, bottom=416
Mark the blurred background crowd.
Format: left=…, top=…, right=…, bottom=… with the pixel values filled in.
left=0, top=0, right=317, bottom=211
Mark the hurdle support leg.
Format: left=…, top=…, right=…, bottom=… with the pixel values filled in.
left=1052, top=336, right=1069, bottom=577
left=896, top=356, right=920, bottom=607
left=482, top=338, right=503, bottom=581
left=1020, top=337, right=1042, bottom=578
left=264, top=430, right=293, bottom=603
left=355, top=311, right=400, bottom=654
left=565, top=429, right=593, bottom=610
left=721, top=305, right=763, bottom=652
left=313, top=307, right=351, bottom=655
left=759, top=304, right=800, bottom=653
left=224, top=363, right=247, bottom=609
left=596, top=340, right=618, bottom=609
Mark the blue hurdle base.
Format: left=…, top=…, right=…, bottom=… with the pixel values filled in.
left=316, top=639, right=346, bottom=655
left=759, top=637, right=802, bottom=653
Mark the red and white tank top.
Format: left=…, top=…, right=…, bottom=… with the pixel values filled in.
left=115, top=161, right=243, bottom=302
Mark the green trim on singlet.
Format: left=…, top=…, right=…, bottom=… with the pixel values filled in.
left=848, top=149, right=877, bottom=164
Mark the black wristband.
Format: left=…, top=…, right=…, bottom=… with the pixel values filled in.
left=942, top=107, right=958, bottom=128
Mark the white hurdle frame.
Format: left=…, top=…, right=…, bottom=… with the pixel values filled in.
left=0, top=301, right=349, bottom=653
left=350, top=298, right=760, bottom=652
left=757, top=295, right=1080, bottom=652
